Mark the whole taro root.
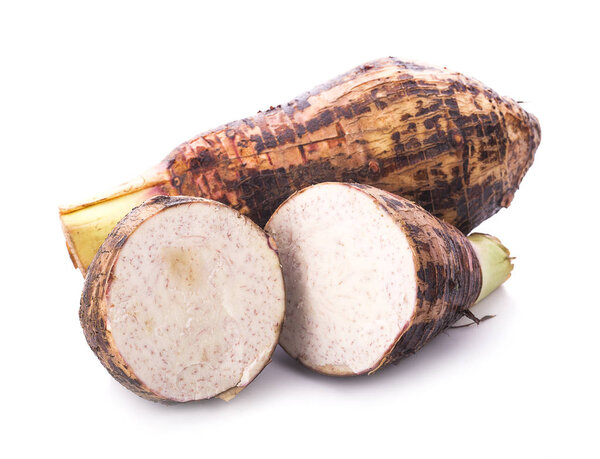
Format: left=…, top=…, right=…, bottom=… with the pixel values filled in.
left=60, top=57, right=540, bottom=274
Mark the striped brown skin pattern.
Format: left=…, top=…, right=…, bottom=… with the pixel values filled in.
left=347, top=184, right=482, bottom=372
left=160, top=57, right=540, bottom=232
left=79, top=196, right=248, bottom=403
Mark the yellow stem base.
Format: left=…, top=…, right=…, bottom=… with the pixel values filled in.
left=59, top=177, right=166, bottom=275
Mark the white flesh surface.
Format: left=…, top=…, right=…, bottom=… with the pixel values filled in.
left=106, top=202, right=285, bottom=401
left=266, top=184, right=417, bottom=375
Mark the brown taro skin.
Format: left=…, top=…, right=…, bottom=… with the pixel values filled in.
left=348, top=184, right=483, bottom=371
left=157, top=57, right=540, bottom=233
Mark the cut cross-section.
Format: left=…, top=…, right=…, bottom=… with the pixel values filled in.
left=80, top=196, right=285, bottom=402
left=266, top=183, right=488, bottom=376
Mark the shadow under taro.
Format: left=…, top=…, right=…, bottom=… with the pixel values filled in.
left=268, top=286, right=517, bottom=389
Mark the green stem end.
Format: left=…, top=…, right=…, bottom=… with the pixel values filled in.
left=467, top=233, right=514, bottom=304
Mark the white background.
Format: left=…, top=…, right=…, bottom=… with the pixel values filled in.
left=2, top=1, right=598, bottom=457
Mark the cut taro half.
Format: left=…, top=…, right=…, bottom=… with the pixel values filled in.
left=265, top=183, right=512, bottom=376
left=80, top=196, right=285, bottom=402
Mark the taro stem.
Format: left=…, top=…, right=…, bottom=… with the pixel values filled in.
left=467, top=232, right=514, bottom=303
left=59, top=170, right=169, bottom=275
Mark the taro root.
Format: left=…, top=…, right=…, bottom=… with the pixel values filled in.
left=265, top=183, right=512, bottom=376
left=60, top=57, right=540, bottom=274
left=80, top=196, right=285, bottom=402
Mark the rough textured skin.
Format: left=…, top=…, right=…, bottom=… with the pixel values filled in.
left=335, top=184, right=481, bottom=373
left=79, top=195, right=280, bottom=403
left=61, top=57, right=540, bottom=273
left=160, top=57, right=540, bottom=231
